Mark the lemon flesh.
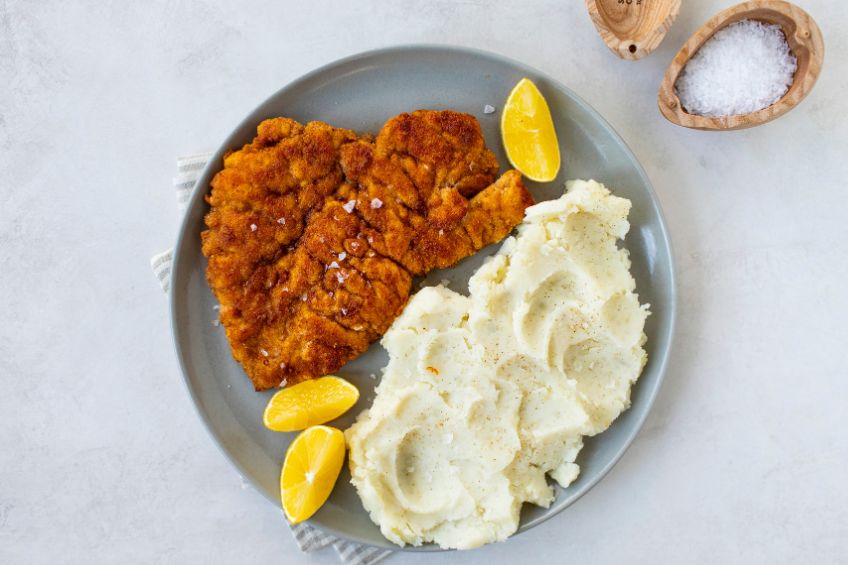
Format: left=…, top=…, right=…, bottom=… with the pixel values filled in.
left=501, top=78, right=561, bottom=182
left=263, top=376, right=359, bottom=432
left=281, top=425, right=346, bottom=524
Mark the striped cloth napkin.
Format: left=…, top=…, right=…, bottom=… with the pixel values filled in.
left=151, top=154, right=392, bottom=565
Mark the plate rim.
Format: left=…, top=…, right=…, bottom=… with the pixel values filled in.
left=169, top=43, right=677, bottom=551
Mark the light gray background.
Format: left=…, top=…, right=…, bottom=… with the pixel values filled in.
left=1, top=1, right=845, bottom=563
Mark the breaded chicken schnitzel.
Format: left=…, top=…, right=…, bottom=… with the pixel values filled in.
left=201, top=110, right=533, bottom=390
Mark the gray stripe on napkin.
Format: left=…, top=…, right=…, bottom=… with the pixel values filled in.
left=173, top=152, right=213, bottom=209
left=151, top=153, right=392, bottom=565
left=291, top=521, right=337, bottom=551
left=150, top=248, right=173, bottom=293
left=334, top=539, right=392, bottom=565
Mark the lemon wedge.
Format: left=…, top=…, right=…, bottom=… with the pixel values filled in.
left=280, top=425, right=346, bottom=524
left=501, top=78, right=561, bottom=182
left=263, top=376, right=359, bottom=432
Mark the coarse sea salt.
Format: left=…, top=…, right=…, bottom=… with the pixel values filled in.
left=675, top=19, right=797, bottom=117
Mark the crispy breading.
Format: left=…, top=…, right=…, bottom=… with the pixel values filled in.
left=201, top=110, right=533, bottom=390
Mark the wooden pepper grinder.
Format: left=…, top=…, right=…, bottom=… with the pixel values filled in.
left=585, top=0, right=682, bottom=60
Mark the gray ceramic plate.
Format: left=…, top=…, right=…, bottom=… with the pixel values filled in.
left=171, top=45, right=676, bottom=550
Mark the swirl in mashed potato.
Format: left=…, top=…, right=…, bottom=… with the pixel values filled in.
left=345, top=180, right=649, bottom=549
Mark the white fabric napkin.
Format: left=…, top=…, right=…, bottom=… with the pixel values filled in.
left=151, top=154, right=392, bottom=565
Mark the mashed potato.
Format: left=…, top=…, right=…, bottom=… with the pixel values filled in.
left=345, top=180, right=649, bottom=549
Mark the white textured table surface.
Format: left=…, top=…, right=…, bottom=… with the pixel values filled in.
left=1, top=1, right=846, bottom=563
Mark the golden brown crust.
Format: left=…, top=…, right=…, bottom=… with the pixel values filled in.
left=202, top=111, right=533, bottom=390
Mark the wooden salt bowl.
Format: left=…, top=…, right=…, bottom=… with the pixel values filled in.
left=658, top=0, right=824, bottom=130
left=585, top=0, right=681, bottom=60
